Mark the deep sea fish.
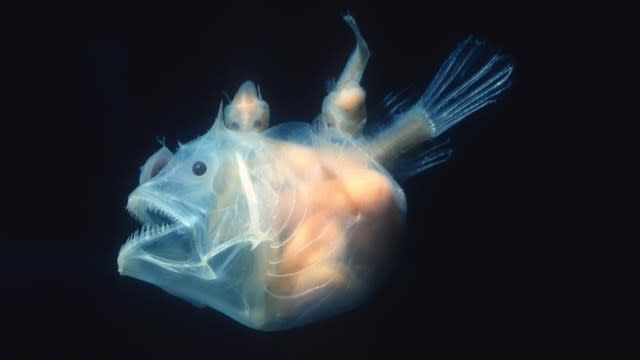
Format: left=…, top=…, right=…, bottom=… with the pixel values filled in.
left=117, top=15, right=513, bottom=331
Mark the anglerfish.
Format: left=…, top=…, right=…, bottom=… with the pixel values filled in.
left=117, top=15, right=513, bottom=331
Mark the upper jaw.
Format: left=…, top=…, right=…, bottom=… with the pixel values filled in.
left=125, top=184, right=206, bottom=229
left=126, top=192, right=181, bottom=231
left=118, top=188, right=195, bottom=265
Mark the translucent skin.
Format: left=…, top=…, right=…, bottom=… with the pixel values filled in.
left=119, top=125, right=405, bottom=330
left=117, top=15, right=513, bottom=330
left=221, top=135, right=406, bottom=327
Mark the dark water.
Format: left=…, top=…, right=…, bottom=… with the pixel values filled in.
left=6, top=1, right=634, bottom=358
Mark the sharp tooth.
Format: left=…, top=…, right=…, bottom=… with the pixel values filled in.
left=126, top=197, right=182, bottom=244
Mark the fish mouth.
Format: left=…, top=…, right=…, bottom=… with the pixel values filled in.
left=126, top=195, right=183, bottom=241
left=118, top=190, right=200, bottom=273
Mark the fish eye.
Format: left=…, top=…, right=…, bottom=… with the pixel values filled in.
left=228, top=122, right=239, bottom=130
left=192, top=161, right=207, bottom=176
left=253, top=120, right=262, bottom=128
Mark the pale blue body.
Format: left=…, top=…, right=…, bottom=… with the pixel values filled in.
left=117, top=16, right=513, bottom=330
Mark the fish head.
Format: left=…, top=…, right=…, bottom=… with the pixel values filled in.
left=118, top=136, right=222, bottom=280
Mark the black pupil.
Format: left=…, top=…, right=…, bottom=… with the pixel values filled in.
left=192, top=161, right=207, bottom=176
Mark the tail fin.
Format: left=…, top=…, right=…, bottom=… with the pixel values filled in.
left=392, top=138, right=454, bottom=182
left=367, top=37, right=513, bottom=179
left=420, top=36, right=513, bottom=137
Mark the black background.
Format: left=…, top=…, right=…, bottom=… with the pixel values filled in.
left=5, top=1, right=635, bottom=358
